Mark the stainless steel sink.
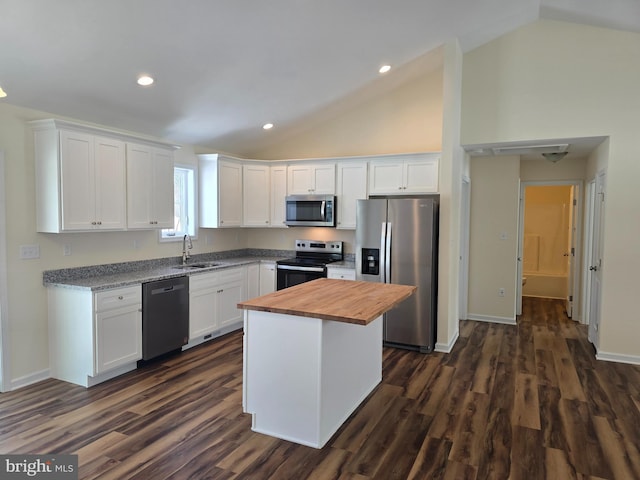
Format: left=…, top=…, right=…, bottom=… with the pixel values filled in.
left=173, top=262, right=223, bottom=270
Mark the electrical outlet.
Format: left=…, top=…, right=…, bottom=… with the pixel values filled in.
left=63, top=244, right=72, bottom=256
left=498, top=288, right=505, bottom=297
left=19, top=244, right=40, bottom=259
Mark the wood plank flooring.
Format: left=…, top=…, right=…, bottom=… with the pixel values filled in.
left=1, top=297, right=640, bottom=479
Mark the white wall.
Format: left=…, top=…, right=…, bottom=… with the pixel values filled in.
left=462, top=19, right=640, bottom=359
left=467, top=156, right=520, bottom=322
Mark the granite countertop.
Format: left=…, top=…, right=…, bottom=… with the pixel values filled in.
left=43, top=250, right=291, bottom=291
left=238, top=278, right=416, bottom=325
left=327, top=260, right=356, bottom=269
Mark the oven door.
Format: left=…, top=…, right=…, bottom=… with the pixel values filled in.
left=276, top=264, right=327, bottom=290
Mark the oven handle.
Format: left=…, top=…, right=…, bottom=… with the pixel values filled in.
left=277, top=264, right=326, bottom=273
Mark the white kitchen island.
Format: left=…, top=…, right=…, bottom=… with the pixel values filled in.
left=238, top=278, right=415, bottom=449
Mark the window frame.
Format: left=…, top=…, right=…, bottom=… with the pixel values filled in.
left=159, top=163, right=198, bottom=242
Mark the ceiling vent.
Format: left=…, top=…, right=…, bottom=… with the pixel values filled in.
left=490, top=144, right=569, bottom=156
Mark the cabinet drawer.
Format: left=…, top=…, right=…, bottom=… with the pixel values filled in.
left=95, top=285, right=141, bottom=312
left=189, top=271, right=220, bottom=291
left=327, top=268, right=356, bottom=280
left=218, top=267, right=243, bottom=284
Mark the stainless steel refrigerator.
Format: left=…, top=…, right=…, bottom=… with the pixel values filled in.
left=355, top=197, right=438, bottom=353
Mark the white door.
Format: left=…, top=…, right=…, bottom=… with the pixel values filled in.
left=565, top=186, right=578, bottom=318
left=588, top=172, right=606, bottom=346
left=516, top=183, right=525, bottom=316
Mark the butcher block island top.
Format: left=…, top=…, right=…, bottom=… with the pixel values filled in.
left=237, top=278, right=416, bottom=325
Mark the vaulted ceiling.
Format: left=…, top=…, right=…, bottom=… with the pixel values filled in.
left=0, top=0, right=638, bottom=156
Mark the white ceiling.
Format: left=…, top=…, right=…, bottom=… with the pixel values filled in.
left=0, top=0, right=638, bottom=156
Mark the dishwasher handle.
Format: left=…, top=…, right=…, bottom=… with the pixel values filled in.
left=151, top=283, right=186, bottom=295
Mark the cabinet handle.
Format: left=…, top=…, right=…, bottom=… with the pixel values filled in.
left=91, top=221, right=97, bottom=225
left=97, top=221, right=102, bottom=225
left=118, top=295, right=124, bottom=300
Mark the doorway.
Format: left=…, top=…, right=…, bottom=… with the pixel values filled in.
left=517, top=181, right=581, bottom=319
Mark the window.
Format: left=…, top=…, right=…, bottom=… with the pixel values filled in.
left=160, top=165, right=197, bottom=241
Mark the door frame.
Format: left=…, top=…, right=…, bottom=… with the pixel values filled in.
left=582, top=179, right=595, bottom=327
left=458, top=175, right=471, bottom=320
left=517, top=179, right=583, bottom=320
left=0, top=151, right=10, bottom=392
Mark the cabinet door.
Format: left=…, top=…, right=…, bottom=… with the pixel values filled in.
left=126, top=143, right=154, bottom=229
left=243, top=165, right=270, bottom=226
left=189, top=286, right=219, bottom=339
left=336, top=162, right=367, bottom=229
left=60, top=130, right=95, bottom=230
left=246, top=264, right=260, bottom=300
left=219, top=161, right=242, bottom=226
left=270, top=166, right=287, bottom=228
left=152, top=148, right=175, bottom=228
left=404, top=157, right=439, bottom=193
left=94, top=136, right=126, bottom=230
left=127, top=144, right=174, bottom=229
left=312, top=164, right=336, bottom=194
left=95, top=306, right=142, bottom=374
left=368, top=160, right=405, bottom=195
left=259, top=263, right=276, bottom=295
left=287, top=165, right=313, bottom=194
left=217, top=280, right=244, bottom=328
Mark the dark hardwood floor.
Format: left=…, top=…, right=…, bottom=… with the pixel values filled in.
left=1, top=297, right=640, bottom=479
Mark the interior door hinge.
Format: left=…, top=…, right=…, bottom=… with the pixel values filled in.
left=569, top=295, right=573, bottom=302
left=573, top=198, right=577, bottom=206
left=571, top=247, right=575, bottom=256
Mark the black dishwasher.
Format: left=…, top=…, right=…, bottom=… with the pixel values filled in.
left=142, top=276, right=189, bottom=361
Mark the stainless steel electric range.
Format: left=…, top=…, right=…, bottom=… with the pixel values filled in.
left=276, top=239, right=343, bottom=290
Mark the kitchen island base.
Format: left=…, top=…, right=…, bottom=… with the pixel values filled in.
left=242, top=310, right=382, bottom=449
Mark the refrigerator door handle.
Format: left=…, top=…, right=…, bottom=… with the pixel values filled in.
left=380, top=222, right=387, bottom=282
left=385, top=222, right=392, bottom=284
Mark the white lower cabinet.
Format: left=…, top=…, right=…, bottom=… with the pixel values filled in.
left=48, top=284, right=142, bottom=387
left=327, top=267, right=356, bottom=280
left=259, top=262, right=277, bottom=295
left=189, top=266, right=245, bottom=341
left=246, top=263, right=260, bottom=300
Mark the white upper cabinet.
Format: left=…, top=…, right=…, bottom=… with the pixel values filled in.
left=126, top=143, right=174, bottom=229
left=368, top=153, right=439, bottom=195
left=336, top=162, right=368, bottom=230
left=199, top=154, right=243, bottom=228
left=33, top=126, right=127, bottom=232
left=287, top=163, right=335, bottom=194
left=31, top=119, right=175, bottom=233
left=242, top=164, right=270, bottom=227
left=270, top=165, right=288, bottom=228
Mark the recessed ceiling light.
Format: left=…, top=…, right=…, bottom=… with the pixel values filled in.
left=263, top=123, right=274, bottom=130
left=378, top=65, right=391, bottom=74
left=137, top=75, right=154, bottom=86
left=0, top=86, right=7, bottom=98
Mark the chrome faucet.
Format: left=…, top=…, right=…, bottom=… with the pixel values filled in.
left=182, top=234, right=193, bottom=265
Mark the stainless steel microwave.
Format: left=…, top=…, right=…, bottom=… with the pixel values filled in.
left=285, top=195, right=336, bottom=227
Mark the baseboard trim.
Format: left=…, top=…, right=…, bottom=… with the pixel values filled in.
left=435, top=329, right=459, bottom=353
left=596, top=350, right=640, bottom=366
left=466, top=313, right=517, bottom=325
left=10, top=369, right=50, bottom=391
